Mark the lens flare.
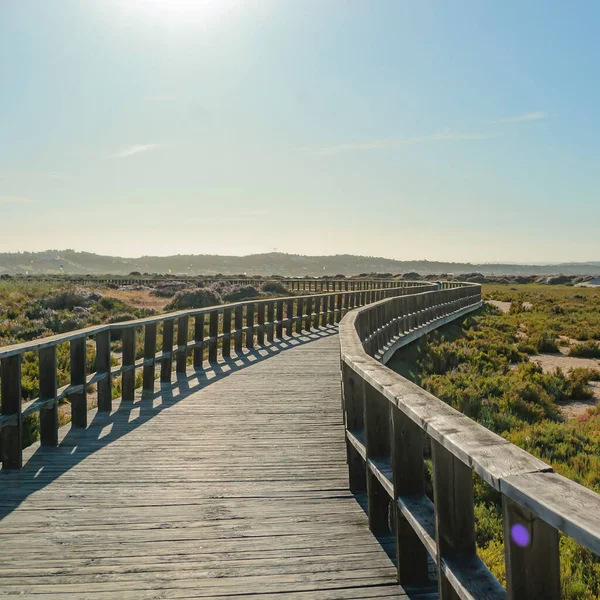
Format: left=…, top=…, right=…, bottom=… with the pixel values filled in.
left=511, top=523, right=530, bottom=548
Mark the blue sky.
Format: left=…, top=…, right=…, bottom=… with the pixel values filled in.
left=1, top=0, right=599, bottom=262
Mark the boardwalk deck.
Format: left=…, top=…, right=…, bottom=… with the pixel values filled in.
left=0, top=326, right=410, bottom=599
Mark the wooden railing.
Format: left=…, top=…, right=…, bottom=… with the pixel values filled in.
left=339, top=282, right=600, bottom=599
left=0, top=279, right=434, bottom=470
left=10, top=275, right=405, bottom=292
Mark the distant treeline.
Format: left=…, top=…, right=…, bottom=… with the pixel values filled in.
left=1, top=250, right=600, bottom=277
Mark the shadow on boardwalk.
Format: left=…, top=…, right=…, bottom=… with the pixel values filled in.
left=0, top=325, right=340, bottom=523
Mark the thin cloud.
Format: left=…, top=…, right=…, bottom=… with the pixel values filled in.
left=0, top=196, right=36, bottom=205
left=314, top=131, right=493, bottom=155
left=112, top=144, right=161, bottom=158
left=501, top=111, right=548, bottom=123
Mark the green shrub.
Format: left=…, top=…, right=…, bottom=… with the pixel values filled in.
left=569, top=341, right=600, bottom=358
left=166, top=288, right=222, bottom=310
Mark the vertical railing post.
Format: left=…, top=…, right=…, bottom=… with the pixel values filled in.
left=296, top=297, right=304, bottom=334
left=329, top=295, right=336, bottom=325
left=222, top=308, right=232, bottom=358
left=364, top=383, right=390, bottom=534
left=321, top=295, right=329, bottom=327
left=176, top=315, right=189, bottom=374
left=286, top=299, right=294, bottom=336
left=143, top=323, right=157, bottom=395
left=267, top=302, right=275, bottom=343
left=70, top=336, right=87, bottom=428
left=336, top=293, right=343, bottom=322
left=122, top=327, right=136, bottom=402
left=276, top=300, right=284, bottom=339
left=96, top=330, right=112, bottom=412
left=432, top=439, right=476, bottom=600
left=246, top=304, right=255, bottom=348
left=503, top=497, right=561, bottom=599
left=392, top=408, right=428, bottom=585
left=208, top=310, right=219, bottom=361
left=305, top=297, right=312, bottom=332
left=234, top=306, right=243, bottom=353
left=193, top=314, right=205, bottom=368
left=257, top=303, right=265, bottom=345
left=161, top=319, right=174, bottom=382
left=1, top=355, right=22, bottom=469
left=313, top=296, right=321, bottom=329
left=39, top=346, right=58, bottom=446
left=342, top=362, right=366, bottom=493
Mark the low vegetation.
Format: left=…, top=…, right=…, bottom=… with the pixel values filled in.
left=391, top=283, right=600, bottom=598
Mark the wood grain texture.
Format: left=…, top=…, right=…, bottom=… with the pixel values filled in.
left=0, top=328, right=408, bottom=599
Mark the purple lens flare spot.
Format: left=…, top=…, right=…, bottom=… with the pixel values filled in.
left=511, top=523, right=530, bottom=548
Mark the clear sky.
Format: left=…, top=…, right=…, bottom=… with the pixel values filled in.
left=1, top=1, right=599, bottom=262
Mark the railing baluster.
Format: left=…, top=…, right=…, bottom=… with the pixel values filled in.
left=70, top=337, right=87, bottom=427
left=222, top=308, right=232, bottom=358
left=234, top=307, right=243, bottom=353
left=431, top=439, right=476, bottom=600
left=503, top=497, right=560, bottom=599
left=392, top=408, right=429, bottom=585
left=257, top=303, right=265, bottom=345
left=321, top=295, right=329, bottom=327
left=1, top=355, right=22, bottom=469
left=209, top=310, right=219, bottom=361
left=96, top=330, right=112, bottom=412
left=364, top=383, right=391, bottom=534
left=313, top=296, right=321, bottom=329
left=286, top=299, right=294, bottom=336
left=161, top=319, right=174, bottom=382
left=39, top=346, right=58, bottom=446
left=143, top=323, right=157, bottom=395
left=276, top=300, right=283, bottom=339
left=194, top=314, right=205, bottom=368
left=296, top=297, right=304, bottom=334
left=305, top=297, right=312, bottom=332
left=267, top=302, right=274, bottom=343
left=246, top=304, right=255, bottom=348
left=122, top=327, right=135, bottom=402
left=176, top=315, right=189, bottom=374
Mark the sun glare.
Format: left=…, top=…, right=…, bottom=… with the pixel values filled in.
left=124, top=0, right=238, bottom=25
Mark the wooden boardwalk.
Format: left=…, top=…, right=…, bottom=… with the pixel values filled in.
left=0, top=326, right=409, bottom=599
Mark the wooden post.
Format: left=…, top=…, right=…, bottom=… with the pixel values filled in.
left=222, top=308, right=232, bottom=358
left=246, top=304, right=255, bottom=349
left=193, top=314, right=205, bottom=368
left=96, top=330, right=112, bottom=412
left=305, top=297, right=312, bottom=331
left=364, top=383, right=391, bottom=535
left=276, top=301, right=283, bottom=339
left=121, top=327, right=136, bottom=402
left=143, top=323, right=157, bottom=395
left=329, top=295, right=336, bottom=325
left=257, top=303, right=265, bottom=345
left=432, top=439, right=476, bottom=600
left=176, top=315, right=189, bottom=374
left=336, top=294, right=343, bottom=322
left=234, top=306, right=243, bottom=353
left=39, top=346, right=58, bottom=446
left=161, top=319, right=174, bottom=382
left=503, top=497, right=561, bottom=600
left=321, top=295, right=329, bottom=327
left=209, top=310, right=219, bottom=361
left=70, top=337, right=87, bottom=428
left=286, top=300, right=294, bottom=336
left=392, top=408, right=428, bottom=585
left=313, top=296, right=321, bottom=329
left=267, top=302, right=275, bottom=343
left=1, top=356, right=22, bottom=469
left=296, top=297, right=304, bottom=334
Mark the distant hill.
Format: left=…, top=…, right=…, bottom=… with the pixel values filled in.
left=1, top=250, right=599, bottom=277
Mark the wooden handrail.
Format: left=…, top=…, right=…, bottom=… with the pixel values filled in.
left=0, top=279, right=435, bottom=471
left=339, top=282, right=600, bottom=599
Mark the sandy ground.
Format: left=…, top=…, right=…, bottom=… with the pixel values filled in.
left=101, top=288, right=171, bottom=311
left=487, top=300, right=532, bottom=313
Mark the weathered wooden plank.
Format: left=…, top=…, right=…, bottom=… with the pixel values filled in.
left=69, top=336, right=87, bottom=428
left=0, top=355, right=22, bottom=469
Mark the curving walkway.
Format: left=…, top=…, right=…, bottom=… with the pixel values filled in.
left=0, top=327, right=410, bottom=599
